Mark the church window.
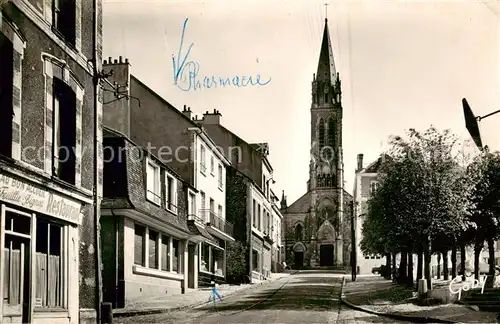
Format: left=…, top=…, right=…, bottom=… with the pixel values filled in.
left=318, top=119, right=325, bottom=149
left=324, top=93, right=328, bottom=104
left=327, top=118, right=335, bottom=147
left=295, top=224, right=303, bottom=241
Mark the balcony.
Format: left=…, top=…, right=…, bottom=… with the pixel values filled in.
left=187, top=213, right=204, bottom=224
left=200, top=209, right=234, bottom=241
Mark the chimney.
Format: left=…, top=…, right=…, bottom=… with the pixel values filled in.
left=182, top=105, right=192, bottom=119
left=202, top=109, right=222, bottom=125
left=101, top=56, right=132, bottom=137
left=357, top=154, right=364, bottom=171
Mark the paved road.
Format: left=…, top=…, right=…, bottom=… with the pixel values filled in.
left=115, top=271, right=413, bottom=323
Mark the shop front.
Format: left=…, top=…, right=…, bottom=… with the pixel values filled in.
left=0, top=172, right=82, bottom=324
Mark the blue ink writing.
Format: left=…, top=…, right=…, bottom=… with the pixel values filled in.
left=172, top=18, right=271, bottom=91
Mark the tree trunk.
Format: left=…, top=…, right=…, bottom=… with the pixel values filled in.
left=416, top=246, right=423, bottom=282
left=424, top=240, right=432, bottom=290
left=399, top=251, right=408, bottom=283
left=443, top=251, right=449, bottom=280
left=474, top=240, right=482, bottom=280
left=487, top=237, right=495, bottom=288
left=460, top=244, right=466, bottom=281
left=385, top=253, right=392, bottom=280
left=407, top=248, right=414, bottom=287
left=437, top=253, right=441, bottom=279
left=392, top=253, right=397, bottom=283
left=451, top=245, right=457, bottom=278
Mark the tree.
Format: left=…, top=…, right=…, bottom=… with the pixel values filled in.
left=225, top=240, right=249, bottom=284
left=466, top=149, right=500, bottom=284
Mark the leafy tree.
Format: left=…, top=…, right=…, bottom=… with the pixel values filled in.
left=225, top=240, right=249, bottom=284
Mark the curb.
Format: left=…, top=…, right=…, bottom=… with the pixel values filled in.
left=113, top=272, right=298, bottom=318
left=339, top=276, right=458, bottom=324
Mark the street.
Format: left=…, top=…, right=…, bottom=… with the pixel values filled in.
left=115, top=272, right=413, bottom=323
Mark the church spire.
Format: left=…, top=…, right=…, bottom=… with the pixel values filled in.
left=316, top=18, right=337, bottom=85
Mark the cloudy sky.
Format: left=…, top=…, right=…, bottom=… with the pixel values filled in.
left=102, top=0, right=499, bottom=205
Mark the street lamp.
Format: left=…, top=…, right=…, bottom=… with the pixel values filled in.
left=463, top=98, right=500, bottom=150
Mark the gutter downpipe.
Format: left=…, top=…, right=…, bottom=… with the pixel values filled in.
left=92, top=0, right=103, bottom=321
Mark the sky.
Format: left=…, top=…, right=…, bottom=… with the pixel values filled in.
left=102, top=0, right=499, bottom=206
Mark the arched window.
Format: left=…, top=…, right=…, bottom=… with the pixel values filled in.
left=324, top=93, right=328, bottom=104
left=295, top=224, right=303, bottom=241
left=318, top=119, right=325, bottom=150
left=328, top=118, right=335, bottom=147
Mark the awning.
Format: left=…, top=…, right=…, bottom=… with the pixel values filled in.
left=187, top=220, right=217, bottom=245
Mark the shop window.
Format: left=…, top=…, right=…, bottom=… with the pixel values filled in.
left=0, top=33, right=13, bottom=158
left=35, top=219, right=64, bottom=309
left=213, top=248, right=224, bottom=277
left=172, top=239, right=179, bottom=273
left=148, top=230, right=158, bottom=269
left=252, top=249, right=259, bottom=271
left=134, top=225, right=145, bottom=266
left=201, top=243, right=210, bottom=272
left=161, top=234, right=170, bottom=271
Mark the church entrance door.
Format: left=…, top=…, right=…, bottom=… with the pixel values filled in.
left=294, top=252, right=304, bottom=269
left=320, top=244, right=334, bottom=266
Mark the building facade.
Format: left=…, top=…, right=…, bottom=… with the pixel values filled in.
left=353, top=154, right=386, bottom=275
left=197, top=112, right=280, bottom=282
left=100, top=58, right=234, bottom=289
left=0, top=0, right=103, bottom=323
left=270, top=190, right=283, bottom=272
left=281, top=18, right=353, bottom=270
left=100, top=128, right=208, bottom=308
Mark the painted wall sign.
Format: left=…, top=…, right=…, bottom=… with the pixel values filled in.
left=0, top=173, right=81, bottom=224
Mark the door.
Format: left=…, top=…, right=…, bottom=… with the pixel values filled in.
left=294, top=252, right=303, bottom=269
left=320, top=244, right=334, bottom=266
left=188, top=244, right=195, bottom=289
left=2, top=209, right=32, bottom=324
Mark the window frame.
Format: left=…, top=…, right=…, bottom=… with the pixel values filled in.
left=146, top=157, right=161, bottom=206
left=210, top=156, right=215, bottom=175
left=165, top=171, right=178, bottom=214
left=217, top=164, right=223, bottom=190
left=200, top=145, right=206, bottom=175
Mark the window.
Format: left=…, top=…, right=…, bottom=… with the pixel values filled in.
left=0, top=34, right=13, bottom=158
left=146, top=159, right=161, bottom=205
left=200, top=145, right=206, bottom=174
left=148, top=230, right=158, bottom=269
left=35, top=219, right=64, bottom=309
left=200, top=191, right=206, bottom=211
left=134, top=225, right=145, bottom=266
left=213, top=248, right=224, bottom=276
left=188, top=191, right=196, bottom=217
left=210, top=156, right=214, bottom=175
left=252, top=199, right=256, bottom=228
left=370, top=181, right=379, bottom=196
left=318, top=119, right=325, bottom=149
left=161, top=235, right=170, bottom=271
left=52, top=0, right=76, bottom=46
left=53, top=78, right=77, bottom=184
left=257, top=204, right=261, bottom=231
left=324, top=92, right=328, bottom=104
left=327, top=118, right=335, bottom=160
left=295, top=224, right=303, bottom=241
left=165, top=173, right=177, bottom=213
left=218, top=205, right=222, bottom=217
left=209, top=198, right=215, bottom=223
left=218, top=164, right=223, bottom=189
left=172, top=239, right=180, bottom=272
left=201, top=243, right=210, bottom=272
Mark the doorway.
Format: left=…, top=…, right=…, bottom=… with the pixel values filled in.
left=188, top=244, right=195, bottom=289
left=294, top=252, right=304, bottom=269
left=2, top=209, right=32, bottom=324
left=320, top=244, right=334, bottom=266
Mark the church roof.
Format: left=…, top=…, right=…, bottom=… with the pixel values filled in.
left=284, top=191, right=311, bottom=214
left=316, top=19, right=337, bottom=85
left=359, top=154, right=391, bottom=174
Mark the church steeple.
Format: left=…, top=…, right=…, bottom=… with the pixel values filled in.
left=316, top=19, right=337, bottom=85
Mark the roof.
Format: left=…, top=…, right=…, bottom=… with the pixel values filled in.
left=316, top=19, right=337, bottom=85
left=285, top=191, right=312, bottom=214
left=187, top=221, right=217, bottom=244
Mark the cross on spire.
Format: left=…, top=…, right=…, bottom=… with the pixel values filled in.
left=324, top=2, right=329, bottom=21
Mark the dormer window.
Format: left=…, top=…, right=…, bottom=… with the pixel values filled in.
left=165, top=172, right=178, bottom=214
left=146, top=158, right=161, bottom=205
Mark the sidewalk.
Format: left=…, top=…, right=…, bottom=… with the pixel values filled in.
left=341, top=276, right=499, bottom=323
left=113, top=272, right=293, bottom=317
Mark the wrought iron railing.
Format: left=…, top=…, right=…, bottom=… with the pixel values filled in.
left=187, top=213, right=203, bottom=223
left=199, top=209, right=233, bottom=237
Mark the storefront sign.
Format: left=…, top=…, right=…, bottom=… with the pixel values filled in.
left=0, top=173, right=81, bottom=224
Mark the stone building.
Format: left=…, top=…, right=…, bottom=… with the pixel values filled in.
left=281, top=18, right=353, bottom=270
left=0, top=0, right=104, bottom=323
left=100, top=58, right=234, bottom=293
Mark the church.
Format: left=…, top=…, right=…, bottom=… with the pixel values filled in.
left=281, top=18, right=353, bottom=270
